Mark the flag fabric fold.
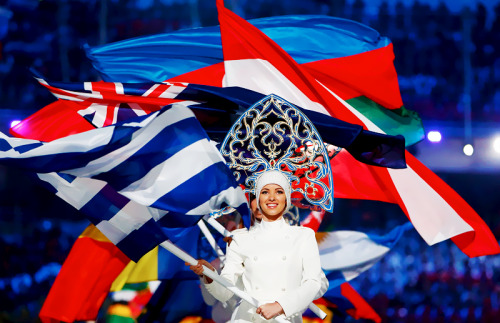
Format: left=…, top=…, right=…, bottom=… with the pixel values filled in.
left=317, top=222, right=413, bottom=288
left=2, top=103, right=249, bottom=260
left=31, top=76, right=406, bottom=169
left=85, top=15, right=423, bottom=146
left=214, top=0, right=500, bottom=257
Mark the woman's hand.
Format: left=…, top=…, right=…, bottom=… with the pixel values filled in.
left=185, top=259, right=215, bottom=283
left=256, top=302, right=285, bottom=320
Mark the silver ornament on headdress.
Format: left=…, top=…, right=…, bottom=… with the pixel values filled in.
left=219, top=94, right=337, bottom=212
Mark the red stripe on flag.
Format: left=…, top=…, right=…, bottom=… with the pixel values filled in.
left=405, top=152, right=500, bottom=257
left=304, top=44, right=403, bottom=110
left=216, top=0, right=361, bottom=125
left=167, top=61, right=226, bottom=86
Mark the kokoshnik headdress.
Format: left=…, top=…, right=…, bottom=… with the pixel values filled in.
left=219, top=94, right=340, bottom=221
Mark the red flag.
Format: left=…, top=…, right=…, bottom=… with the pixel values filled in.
left=39, top=225, right=130, bottom=322
left=215, top=0, right=500, bottom=257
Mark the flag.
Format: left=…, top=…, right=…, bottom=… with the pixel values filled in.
left=301, top=208, right=382, bottom=323
left=9, top=99, right=94, bottom=142
left=39, top=224, right=130, bottom=323
left=85, top=15, right=423, bottom=146
left=317, top=222, right=413, bottom=289
left=110, top=224, right=217, bottom=291
left=214, top=0, right=500, bottom=257
left=0, top=103, right=249, bottom=261
left=33, top=76, right=405, bottom=169
left=311, top=283, right=381, bottom=323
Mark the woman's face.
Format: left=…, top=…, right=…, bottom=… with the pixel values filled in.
left=259, top=183, right=286, bottom=220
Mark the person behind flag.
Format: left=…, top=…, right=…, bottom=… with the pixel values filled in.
left=189, top=170, right=327, bottom=322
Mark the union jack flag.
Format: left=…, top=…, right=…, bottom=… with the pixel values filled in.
left=36, top=78, right=190, bottom=127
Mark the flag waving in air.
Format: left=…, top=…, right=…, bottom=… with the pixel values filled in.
left=85, top=14, right=424, bottom=147
left=214, top=0, right=499, bottom=257
left=29, top=76, right=406, bottom=169
left=1, top=103, right=249, bottom=261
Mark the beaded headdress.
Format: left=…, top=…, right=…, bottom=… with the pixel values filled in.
left=219, top=94, right=338, bottom=213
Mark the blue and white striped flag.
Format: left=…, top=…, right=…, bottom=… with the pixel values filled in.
left=0, top=103, right=249, bottom=261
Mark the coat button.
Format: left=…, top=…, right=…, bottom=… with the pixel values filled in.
left=254, top=256, right=258, bottom=261
left=282, top=287, right=286, bottom=291
left=285, top=235, right=290, bottom=239
left=282, top=256, right=286, bottom=260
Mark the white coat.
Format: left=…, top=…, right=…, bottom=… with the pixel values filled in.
left=204, top=218, right=327, bottom=322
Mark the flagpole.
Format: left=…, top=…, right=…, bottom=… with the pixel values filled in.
left=160, top=240, right=290, bottom=323
left=203, top=214, right=232, bottom=237
left=201, top=217, right=327, bottom=320
left=197, top=220, right=226, bottom=262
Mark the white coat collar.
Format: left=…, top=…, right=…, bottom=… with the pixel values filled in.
left=257, top=217, right=288, bottom=233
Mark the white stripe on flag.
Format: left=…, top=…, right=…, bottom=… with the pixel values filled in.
left=143, top=83, right=161, bottom=97
left=318, top=231, right=389, bottom=271
left=119, top=138, right=225, bottom=206
left=128, top=103, right=148, bottom=116
left=37, top=173, right=107, bottom=210
left=223, top=59, right=329, bottom=116
left=186, top=185, right=247, bottom=215
left=89, top=102, right=111, bottom=128
left=114, top=82, right=125, bottom=95
left=0, top=133, right=40, bottom=148
left=66, top=105, right=190, bottom=177
left=0, top=126, right=115, bottom=158
left=37, top=173, right=164, bottom=245
left=102, top=200, right=157, bottom=244
left=319, top=82, right=474, bottom=245
left=157, top=84, right=187, bottom=98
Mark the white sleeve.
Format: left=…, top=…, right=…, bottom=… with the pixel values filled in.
left=200, top=278, right=218, bottom=306
left=275, top=229, right=325, bottom=317
left=204, top=237, right=245, bottom=303
left=316, top=270, right=329, bottom=300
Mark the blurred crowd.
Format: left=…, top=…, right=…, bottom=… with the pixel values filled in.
left=351, top=229, right=500, bottom=323
left=0, top=0, right=499, bottom=122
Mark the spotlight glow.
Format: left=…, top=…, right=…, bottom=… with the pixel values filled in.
left=493, top=136, right=500, bottom=154
left=463, top=144, right=474, bottom=156
left=427, top=131, right=442, bottom=143
left=10, top=120, right=21, bottom=128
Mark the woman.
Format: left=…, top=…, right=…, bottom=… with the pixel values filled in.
left=189, top=170, right=326, bottom=322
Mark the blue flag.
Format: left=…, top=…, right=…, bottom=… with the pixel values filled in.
left=0, top=104, right=249, bottom=261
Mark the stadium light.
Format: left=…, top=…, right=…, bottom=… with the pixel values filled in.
left=427, top=131, right=442, bottom=143
left=463, top=144, right=474, bottom=156
left=493, top=136, right=500, bottom=154
left=10, top=120, right=21, bottom=128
